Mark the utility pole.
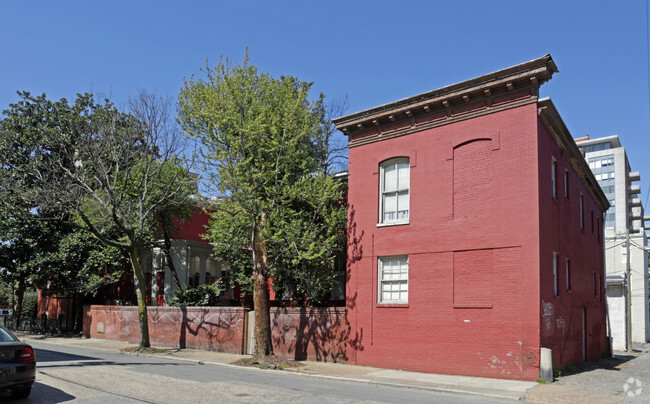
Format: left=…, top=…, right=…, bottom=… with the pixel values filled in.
left=626, top=229, right=632, bottom=353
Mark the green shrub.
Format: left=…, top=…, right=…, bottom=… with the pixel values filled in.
left=22, top=294, right=38, bottom=318
left=168, top=280, right=225, bottom=307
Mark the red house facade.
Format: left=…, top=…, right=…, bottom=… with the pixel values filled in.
left=334, top=55, right=609, bottom=380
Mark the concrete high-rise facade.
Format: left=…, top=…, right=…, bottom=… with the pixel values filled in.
left=576, top=135, right=649, bottom=349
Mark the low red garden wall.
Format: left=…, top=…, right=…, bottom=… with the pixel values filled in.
left=83, top=305, right=247, bottom=353
left=83, top=305, right=348, bottom=361
left=271, top=307, right=347, bottom=362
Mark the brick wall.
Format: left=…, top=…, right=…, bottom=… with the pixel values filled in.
left=536, top=119, right=608, bottom=367
left=83, top=305, right=247, bottom=353
left=271, top=307, right=347, bottom=362
left=37, top=290, right=75, bottom=330
left=346, top=103, right=546, bottom=380
left=83, top=305, right=347, bottom=360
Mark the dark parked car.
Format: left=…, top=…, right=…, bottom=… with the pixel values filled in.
left=0, top=326, right=35, bottom=399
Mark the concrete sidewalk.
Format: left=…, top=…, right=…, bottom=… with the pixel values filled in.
left=19, top=333, right=537, bottom=401
left=24, top=333, right=644, bottom=403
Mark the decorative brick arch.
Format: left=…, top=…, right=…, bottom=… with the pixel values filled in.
left=446, top=130, right=500, bottom=160
left=372, top=148, right=418, bottom=174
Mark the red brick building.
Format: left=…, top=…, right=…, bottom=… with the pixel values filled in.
left=334, top=55, right=609, bottom=380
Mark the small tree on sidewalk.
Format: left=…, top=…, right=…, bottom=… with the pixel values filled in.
left=178, top=53, right=347, bottom=362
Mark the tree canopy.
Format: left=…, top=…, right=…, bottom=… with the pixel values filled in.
left=178, top=54, right=347, bottom=361
left=0, top=91, right=194, bottom=347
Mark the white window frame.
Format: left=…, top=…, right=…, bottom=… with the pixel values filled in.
left=551, top=158, right=557, bottom=199
left=378, top=256, right=408, bottom=304
left=553, top=252, right=558, bottom=296
left=564, top=169, right=569, bottom=198
left=580, top=193, right=584, bottom=230
left=379, top=158, right=410, bottom=225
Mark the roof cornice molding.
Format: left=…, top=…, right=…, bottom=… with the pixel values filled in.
left=334, top=55, right=558, bottom=140
left=537, top=98, right=610, bottom=212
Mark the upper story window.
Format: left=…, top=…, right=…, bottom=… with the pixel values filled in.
left=551, top=158, right=557, bottom=199
left=580, top=193, right=584, bottom=230
left=380, top=158, right=410, bottom=224
left=553, top=252, right=559, bottom=296
left=564, top=169, right=569, bottom=198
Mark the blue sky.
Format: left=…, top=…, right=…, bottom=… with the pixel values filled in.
left=2, top=1, right=649, bottom=206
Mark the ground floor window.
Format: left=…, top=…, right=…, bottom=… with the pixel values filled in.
left=378, top=256, right=408, bottom=304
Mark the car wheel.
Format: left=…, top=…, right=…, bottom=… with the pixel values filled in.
left=11, top=386, right=31, bottom=399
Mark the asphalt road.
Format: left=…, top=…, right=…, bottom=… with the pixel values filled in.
left=0, top=342, right=509, bottom=403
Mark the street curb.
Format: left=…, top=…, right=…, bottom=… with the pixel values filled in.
left=28, top=338, right=528, bottom=401
left=140, top=353, right=528, bottom=401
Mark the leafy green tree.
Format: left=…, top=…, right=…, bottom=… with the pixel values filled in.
left=0, top=213, right=63, bottom=320
left=178, top=54, right=346, bottom=362
left=35, top=225, right=125, bottom=331
left=0, top=91, right=194, bottom=348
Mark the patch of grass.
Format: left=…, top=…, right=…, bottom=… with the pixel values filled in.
left=537, top=376, right=547, bottom=384
left=241, top=358, right=247, bottom=365
left=121, top=346, right=167, bottom=354
left=278, top=364, right=287, bottom=370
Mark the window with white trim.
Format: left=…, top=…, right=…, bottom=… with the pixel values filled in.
left=553, top=252, right=558, bottom=296
left=580, top=193, right=584, bottom=230
left=551, top=158, right=557, bottom=199
left=380, top=158, right=410, bottom=224
left=378, top=256, right=408, bottom=303
left=564, top=169, right=569, bottom=198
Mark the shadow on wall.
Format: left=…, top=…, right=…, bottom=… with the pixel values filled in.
left=346, top=204, right=364, bottom=354
left=270, top=204, right=366, bottom=362
left=179, top=306, right=244, bottom=351
left=271, top=306, right=346, bottom=362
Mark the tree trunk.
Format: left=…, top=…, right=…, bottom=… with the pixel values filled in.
left=160, top=219, right=183, bottom=291
left=252, top=212, right=273, bottom=361
left=14, top=278, right=25, bottom=322
left=130, top=243, right=151, bottom=348
left=73, top=292, right=84, bottom=332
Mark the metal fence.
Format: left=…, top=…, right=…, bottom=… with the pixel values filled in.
left=2, top=316, right=67, bottom=334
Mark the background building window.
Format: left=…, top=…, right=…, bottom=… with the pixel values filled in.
left=565, top=258, right=571, bottom=291
left=378, top=256, right=408, bottom=303
left=189, top=255, right=201, bottom=288
left=205, top=258, right=217, bottom=285
left=380, top=158, right=409, bottom=224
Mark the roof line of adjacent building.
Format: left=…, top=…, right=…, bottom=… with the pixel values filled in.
left=574, top=134, right=622, bottom=148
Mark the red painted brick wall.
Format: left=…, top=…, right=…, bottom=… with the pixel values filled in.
left=37, top=290, right=75, bottom=327
left=171, top=209, right=210, bottom=242
left=83, top=305, right=247, bottom=353
left=271, top=307, right=347, bottom=362
left=83, top=305, right=348, bottom=361
left=536, top=120, right=608, bottom=368
left=346, top=102, right=598, bottom=380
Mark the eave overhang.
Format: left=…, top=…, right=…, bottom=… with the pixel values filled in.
left=537, top=98, right=610, bottom=212
left=334, top=54, right=558, bottom=147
